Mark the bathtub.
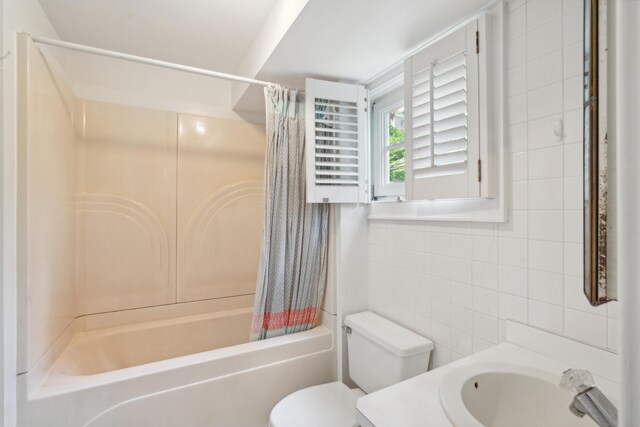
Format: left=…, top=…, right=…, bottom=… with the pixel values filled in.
left=18, top=296, right=337, bottom=427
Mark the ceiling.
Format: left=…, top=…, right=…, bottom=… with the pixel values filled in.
left=38, top=0, right=495, bottom=115
left=233, top=0, right=494, bottom=111
left=37, top=0, right=279, bottom=73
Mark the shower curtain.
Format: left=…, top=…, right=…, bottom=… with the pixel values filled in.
left=250, top=86, right=329, bottom=341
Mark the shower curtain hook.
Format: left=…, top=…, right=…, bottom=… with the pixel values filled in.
left=0, top=50, right=12, bottom=71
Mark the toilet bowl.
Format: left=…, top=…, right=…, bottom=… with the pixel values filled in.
left=269, top=311, right=433, bottom=427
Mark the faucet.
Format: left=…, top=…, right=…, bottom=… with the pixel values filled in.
left=560, top=369, right=618, bottom=427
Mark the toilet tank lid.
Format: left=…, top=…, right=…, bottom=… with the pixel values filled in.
left=344, top=311, right=434, bottom=357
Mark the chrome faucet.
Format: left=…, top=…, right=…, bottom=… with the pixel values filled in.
left=560, top=369, right=618, bottom=427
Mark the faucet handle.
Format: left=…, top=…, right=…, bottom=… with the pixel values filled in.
left=560, top=369, right=595, bottom=394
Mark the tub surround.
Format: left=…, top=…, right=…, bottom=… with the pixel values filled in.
left=19, top=297, right=336, bottom=427
left=356, top=321, right=618, bottom=427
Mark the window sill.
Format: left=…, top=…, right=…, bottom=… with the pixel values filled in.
left=368, top=198, right=507, bottom=223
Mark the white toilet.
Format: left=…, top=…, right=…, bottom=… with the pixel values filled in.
left=269, top=311, right=434, bottom=427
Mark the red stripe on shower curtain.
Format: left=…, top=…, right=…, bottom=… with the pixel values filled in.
left=250, top=307, right=319, bottom=334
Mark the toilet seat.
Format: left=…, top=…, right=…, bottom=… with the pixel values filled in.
left=269, top=381, right=360, bottom=427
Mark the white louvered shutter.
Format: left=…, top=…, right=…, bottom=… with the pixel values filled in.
left=404, top=20, right=481, bottom=200
left=305, top=78, right=369, bottom=203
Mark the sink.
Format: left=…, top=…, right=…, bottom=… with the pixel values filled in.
left=438, top=363, right=596, bottom=427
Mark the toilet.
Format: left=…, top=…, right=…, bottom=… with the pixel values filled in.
left=269, top=311, right=434, bottom=427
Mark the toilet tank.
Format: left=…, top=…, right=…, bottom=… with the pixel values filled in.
left=344, top=311, right=433, bottom=393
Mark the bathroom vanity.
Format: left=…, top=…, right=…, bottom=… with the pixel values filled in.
left=356, top=321, right=618, bottom=427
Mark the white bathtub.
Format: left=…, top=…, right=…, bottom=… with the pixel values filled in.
left=18, top=297, right=336, bottom=427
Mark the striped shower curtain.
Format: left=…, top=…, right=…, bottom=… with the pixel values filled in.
left=250, top=86, right=329, bottom=341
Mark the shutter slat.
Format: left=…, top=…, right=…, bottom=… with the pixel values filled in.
left=315, top=101, right=358, bottom=110
left=315, top=153, right=358, bottom=160
left=316, top=145, right=359, bottom=152
left=316, top=170, right=359, bottom=177
left=315, top=178, right=359, bottom=185
left=434, top=100, right=467, bottom=121
left=434, top=77, right=466, bottom=100
left=433, top=113, right=467, bottom=133
left=434, top=64, right=466, bottom=88
left=434, top=125, right=467, bottom=143
left=316, top=136, right=358, bottom=143
left=434, top=138, right=468, bottom=155
left=316, top=127, right=358, bottom=135
left=433, top=51, right=466, bottom=75
left=316, top=119, right=358, bottom=126
left=434, top=150, right=468, bottom=166
left=433, top=89, right=467, bottom=110
left=315, top=161, right=358, bottom=168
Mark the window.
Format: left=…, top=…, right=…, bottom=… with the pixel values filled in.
left=372, top=88, right=405, bottom=198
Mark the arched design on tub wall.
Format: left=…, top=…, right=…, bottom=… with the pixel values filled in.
left=180, top=181, right=264, bottom=302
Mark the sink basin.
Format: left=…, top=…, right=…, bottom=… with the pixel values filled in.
left=438, top=363, right=596, bottom=427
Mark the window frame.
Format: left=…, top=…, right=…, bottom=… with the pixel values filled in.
left=372, top=88, right=405, bottom=199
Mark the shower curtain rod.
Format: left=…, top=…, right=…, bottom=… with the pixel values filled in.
left=30, top=35, right=277, bottom=88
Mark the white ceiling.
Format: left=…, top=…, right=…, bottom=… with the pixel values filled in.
left=37, top=0, right=279, bottom=73
left=233, top=0, right=494, bottom=111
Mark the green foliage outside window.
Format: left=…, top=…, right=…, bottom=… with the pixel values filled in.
left=388, top=123, right=405, bottom=183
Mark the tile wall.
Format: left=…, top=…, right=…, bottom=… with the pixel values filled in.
left=368, top=0, right=618, bottom=369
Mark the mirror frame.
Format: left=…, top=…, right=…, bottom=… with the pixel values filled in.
left=583, top=0, right=611, bottom=305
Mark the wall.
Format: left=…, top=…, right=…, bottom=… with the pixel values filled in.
left=3, top=1, right=67, bottom=422
left=365, top=0, right=618, bottom=369
left=16, top=35, right=77, bottom=373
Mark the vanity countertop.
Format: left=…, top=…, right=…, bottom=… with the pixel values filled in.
left=356, top=322, right=619, bottom=427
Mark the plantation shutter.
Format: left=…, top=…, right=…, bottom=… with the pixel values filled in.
left=305, top=78, right=369, bottom=203
left=404, top=20, right=481, bottom=200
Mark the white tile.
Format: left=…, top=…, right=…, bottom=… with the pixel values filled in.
left=508, top=122, right=528, bottom=153
left=498, top=293, right=528, bottom=322
left=527, top=17, right=562, bottom=60
left=563, top=275, right=607, bottom=315
left=498, top=264, right=528, bottom=296
left=511, top=180, right=528, bottom=210
left=528, top=114, right=564, bottom=150
left=564, top=308, right=608, bottom=348
left=473, top=287, right=498, bottom=316
left=563, top=210, right=582, bottom=243
left=528, top=82, right=563, bottom=120
left=507, top=3, right=526, bottom=39
left=527, top=49, right=563, bottom=90
left=563, top=42, right=582, bottom=79
left=450, top=305, right=473, bottom=333
left=608, top=301, right=619, bottom=319
left=564, top=76, right=582, bottom=111
left=431, top=276, right=451, bottom=302
left=528, top=179, right=563, bottom=210
left=528, top=210, right=563, bottom=241
left=507, top=34, right=527, bottom=68
left=564, top=109, right=582, bottom=143
left=431, top=320, right=451, bottom=347
left=414, top=293, right=433, bottom=318
left=473, top=337, right=494, bottom=353
left=472, top=235, right=498, bottom=263
left=528, top=240, right=564, bottom=273
left=430, top=345, right=452, bottom=369
left=507, top=63, right=527, bottom=96
left=472, top=261, right=499, bottom=290
left=431, top=232, right=451, bottom=256
left=473, top=312, right=499, bottom=343
left=527, top=0, right=563, bottom=29
left=607, top=319, right=618, bottom=352
left=529, top=299, right=563, bottom=334
left=508, top=0, right=526, bottom=12
left=450, top=281, right=473, bottom=309
left=563, top=8, right=583, bottom=46
left=510, top=152, right=528, bottom=181
left=414, top=314, right=432, bottom=338
left=563, top=0, right=582, bottom=13
left=417, top=253, right=432, bottom=276
left=564, top=142, right=582, bottom=177
left=564, top=176, right=582, bottom=209
left=528, top=269, right=564, bottom=304
left=528, top=146, right=564, bottom=179
left=450, top=329, right=473, bottom=356
left=415, top=231, right=431, bottom=253
left=508, top=93, right=528, bottom=125
left=431, top=254, right=451, bottom=279
left=450, top=257, right=472, bottom=284
left=498, top=210, right=528, bottom=239
left=498, top=237, right=528, bottom=268
left=450, top=234, right=473, bottom=259
left=564, top=242, right=583, bottom=276
left=432, top=299, right=451, bottom=325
